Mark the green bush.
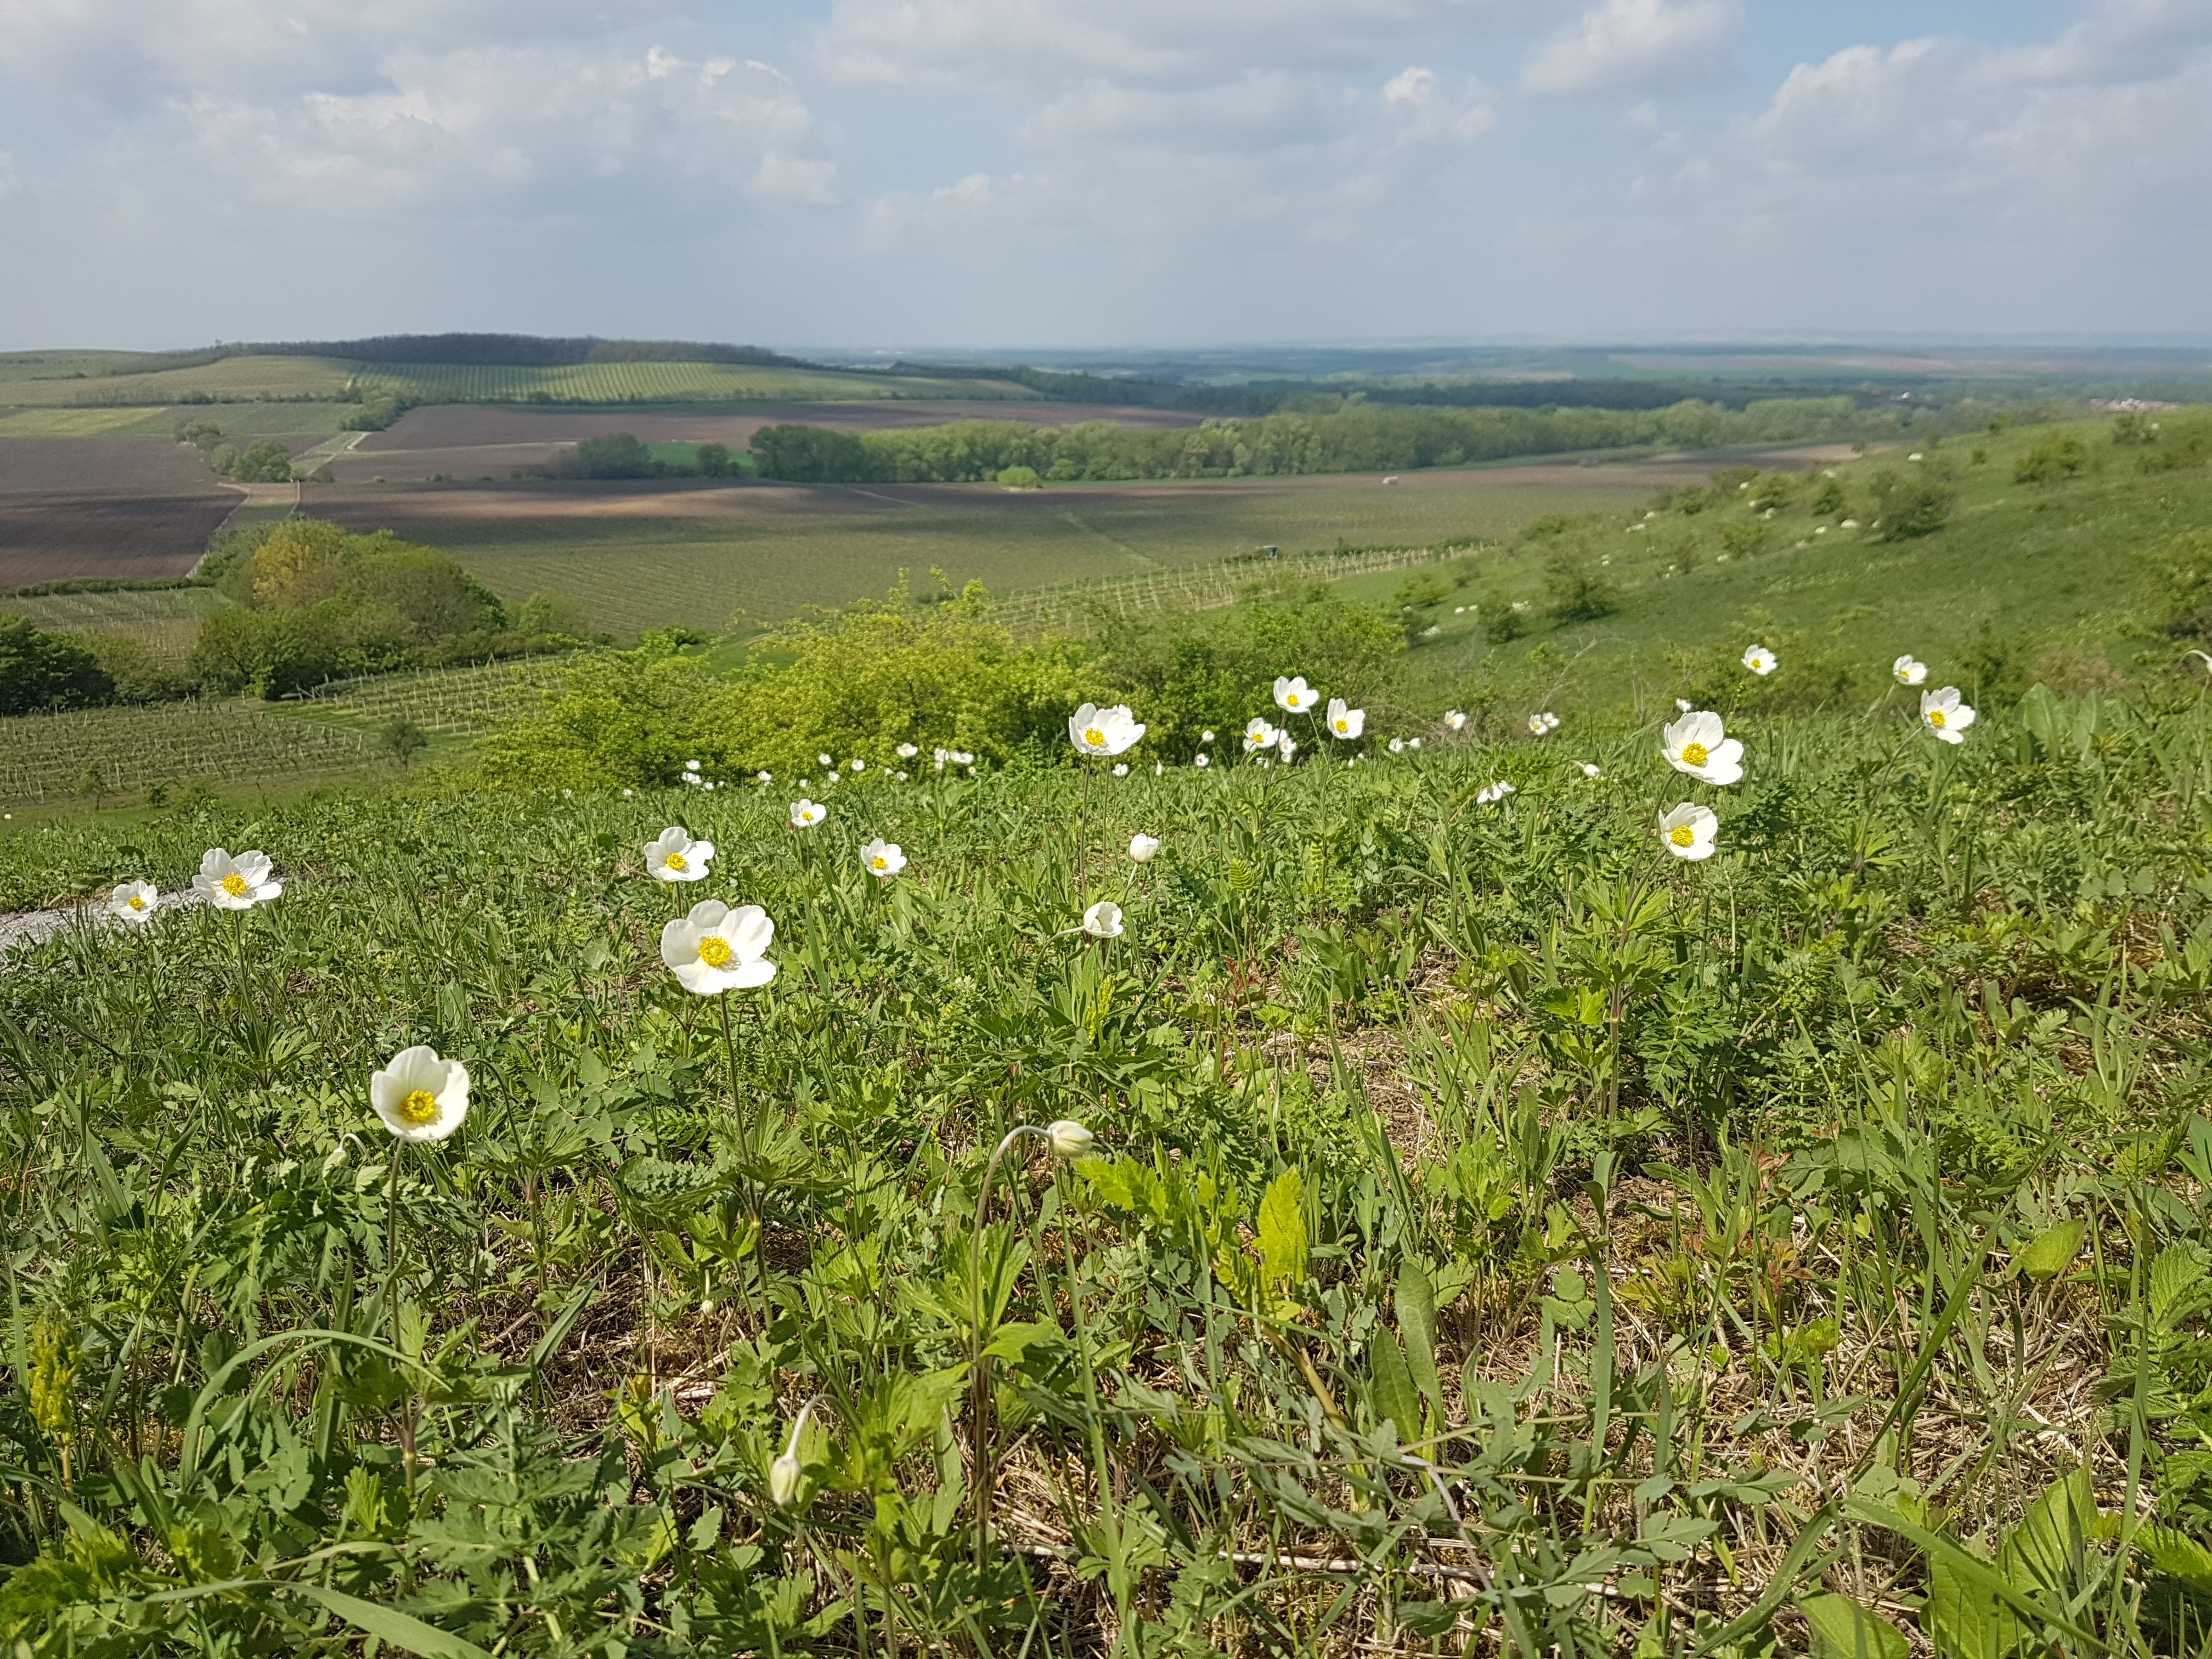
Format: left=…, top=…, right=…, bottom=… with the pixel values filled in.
left=1542, top=551, right=1619, bottom=624
left=997, top=465, right=1040, bottom=489
left=2013, top=435, right=2090, bottom=484
left=2142, top=528, right=2212, bottom=641
left=1869, top=470, right=1958, bottom=540
left=0, top=614, right=113, bottom=714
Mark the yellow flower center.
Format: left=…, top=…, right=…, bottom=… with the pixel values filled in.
left=1285, top=694, right=1300, bottom=708
left=1334, top=719, right=1347, bottom=732
left=872, top=856, right=888, bottom=870
left=127, top=895, right=144, bottom=910
left=1928, top=710, right=1946, bottom=728
left=697, top=936, right=733, bottom=969
left=1669, top=825, right=1695, bottom=847
left=398, top=1088, right=439, bottom=1125
left=220, top=873, right=249, bottom=898
left=665, top=853, right=687, bottom=872
left=1084, top=727, right=1105, bottom=747
left=1680, top=742, right=1709, bottom=767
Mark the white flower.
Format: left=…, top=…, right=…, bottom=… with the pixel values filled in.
left=1660, top=803, right=1719, bottom=862
left=896, top=743, right=919, bottom=759
left=1129, top=833, right=1161, bottom=862
left=1840, top=518, right=1859, bottom=528
left=953, top=752, right=974, bottom=765
left=1581, top=763, right=1602, bottom=778
left=1113, top=763, right=1128, bottom=777
left=817, top=753, right=832, bottom=767
left=757, top=771, right=771, bottom=784
left=790, top=799, right=826, bottom=828
left=1243, top=718, right=1279, bottom=754
left=1921, top=686, right=1977, bottom=744
left=1742, top=645, right=1778, bottom=676
left=1195, top=753, right=1211, bottom=768
left=1273, top=675, right=1316, bottom=713
left=1201, top=730, right=1216, bottom=742
left=194, top=848, right=281, bottom=910
left=1675, top=698, right=1693, bottom=713
left=645, top=826, right=714, bottom=883
left=1527, top=714, right=1547, bottom=736
left=769, top=1452, right=802, bottom=1509
left=1389, top=737, right=1405, bottom=754
left=1277, top=734, right=1298, bottom=761
left=370, top=1045, right=471, bottom=1143
left=1893, top=654, right=1928, bottom=685
left=895, top=770, right=909, bottom=781
left=108, top=881, right=159, bottom=924
left=1661, top=711, right=1744, bottom=786
left=1070, top=702, right=1145, bottom=758
left=661, top=900, right=777, bottom=995
left=1476, top=781, right=1516, bottom=804
left=1082, top=900, right=1124, bottom=938
left=1047, top=1120, right=1096, bottom=1158
left=861, top=838, right=906, bottom=878
left=849, top=758, right=865, bottom=772
left=1409, top=737, right=1422, bottom=749
left=686, top=760, right=702, bottom=773
left=623, top=788, right=634, bottom=797
left=1325, top=697, right=1365, bottom=740
left=1444, top=710, right=1466, bottom=731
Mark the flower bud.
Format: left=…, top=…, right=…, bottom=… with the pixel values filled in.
left=1046, top=1120, right=1096, bottom=1159
left=1128, top=833, right=1160, bottom=863
left=769, top=1452, right=802, bottom=1509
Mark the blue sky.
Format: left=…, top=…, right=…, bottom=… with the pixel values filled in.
left=0, top=0, right=2205, bottom=352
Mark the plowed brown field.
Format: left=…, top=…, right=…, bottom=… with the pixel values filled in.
left=0, top=437, right=236, bottom=586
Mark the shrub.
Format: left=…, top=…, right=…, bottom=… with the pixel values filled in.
left=2142, top=528, right=2212, bottom=641
left=0, top=614, right=113, bottom=714
left=1542, top=551, right=1618, bottom=624
left=2013, top=435, right=2090, bottom=484
left=997, top=465, right=1040, bottom=489
left=1868, top=470, right=1957, bottom=540
left=1719, top=520, right=1769, bottom=559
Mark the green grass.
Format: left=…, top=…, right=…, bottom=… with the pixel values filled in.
left=3, top=698, right=2212, bottom=1653
left=0, top=403, right=360, bottom=438
left=353, top=360, right=1042, bottom=405
left=1338, top=415, right=2212, bottom=718
left=0, top=354, right=357, bottom=408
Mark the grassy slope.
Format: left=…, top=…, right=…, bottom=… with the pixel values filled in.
left=1328, top=415, right=2212, bottom=720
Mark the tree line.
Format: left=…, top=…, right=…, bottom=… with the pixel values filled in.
left=747, top=397, right=1899, bottom=485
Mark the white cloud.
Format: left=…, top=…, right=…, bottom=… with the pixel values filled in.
left=1522, top=0, right=1741, bottom=97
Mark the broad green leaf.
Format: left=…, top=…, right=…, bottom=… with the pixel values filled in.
left=1080, top=1156, right=1155, bottom=1215
left=1797, top=1593, right=1909, bottom=1659
left=1998, top=1468, right=2094, bottom=1601
left=1395, top=1257, right=1443, bottom=1425
left=2145, top=1526, right=2212, bottom=1593
left=2016, top=1218, right=2085, bottom=1283
left=1367, top=1325, right=1420, bottom=1441
left=286, top=1585, right=492, bottom=1659
left=2151, top=1244, right=2205, bottom=1324
left=1257, top=1169, right=1307, bottom=1286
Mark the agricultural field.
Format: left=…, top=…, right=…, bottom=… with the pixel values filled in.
left=0, top=586, right=232, bottom=670
left=0, top=698, right=376, bottom=803
left=5, top=668, right=2212, bottom=1652
left=309, top=450, right=1775, bottom=638
left=0, top=436, right=236, bottom=586
left=351, top=362, right=1040, bottom=406
left=0, top=354, right=357, bottom=408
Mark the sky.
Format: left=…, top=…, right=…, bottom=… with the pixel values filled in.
left=0, top=0, right=2207, bottom=353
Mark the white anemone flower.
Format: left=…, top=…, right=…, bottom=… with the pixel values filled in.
left=686, top=760, right=702, bottom=774
left=1894, top=655, right=1928, bottom=685
left=756, top=771, right=772, bottom=784
left=1243, top=718, right=1279, bottom=754
left=896, top=743, right=919, bottom=759
left=1070, top=702, right=1145, bottom=758
left=194, top=848, right=281, bottom=910
left=1445, top=710, right=1467, bottom=731
left=645, top=826, right=714, bottom=883
left=1675, top=698, right=1694, bottom=713
left=1201, top=729, right=1216, bottom=742
left=1581, top=763, right=1602, bottom=778
left=1389, top=737, right=1404, bottom=754
left=1195, top=753, right=1211, bottom=769
left=1661, top=711, right=1745, bottom=786
left=861, top=838, right=906, bottom=878
left=1326, top=697, right=1365, bottom=740
left=1921, top=686, right=1976, bottom=744
left=1047, top=1120, right=1096, bottom=1158
left=661, top=900, right=777, bottom=995
left=1527, top=714, right=1548, bottom=736
left=1476, top=781, right=1516, bottom=804
left=1081, top=900, right=1125, bottom=939
left=790, top=799, right=826, bottom=828
left=1743, top=645, right=1778, bottom=676
left=369, top=1045, right=471, bottom=1143
left=1273, top=675, right=1316, bottom=714
left=1660, top=803, right=1719, bottom=862
left=1409, top=737, right=1423, bottom=749
left=1129, top=833, right=1161, bottom=863
left=818, top=753, right=832, bottom=768
left=1278, top=734, right=1299, bottom=761
left=108, top=881, right=159, bottom=924
left=1113, top=763, right=1128, bottom=777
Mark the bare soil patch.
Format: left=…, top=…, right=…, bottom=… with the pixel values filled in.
left=0, top=437, right=234, bottom=585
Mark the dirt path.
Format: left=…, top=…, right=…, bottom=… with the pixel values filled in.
left=0, top=890, right=203, bottom=961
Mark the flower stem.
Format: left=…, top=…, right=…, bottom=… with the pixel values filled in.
left=969, top=1124, right=1046, bottom=1568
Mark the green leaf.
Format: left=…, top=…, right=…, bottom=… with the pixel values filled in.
left=2145, top=1526, right=2212, bottom=1594
left=2016, top=1218, right=2085, bottom=1283
left=286, top=1585, right=492, bottom=1659
left=1998, top=1468, right=2095, bottom=1602
left=1395, top=1257, right=1443, bottom=1425
left=1257, top=1169, right=1307, bottom=1287
left=1798, top=1594, right=1910, bottom=1659
left=1367, top=1326, right=1420, bottom=1441
left=1080, top=1156, right=1155, bottom=1215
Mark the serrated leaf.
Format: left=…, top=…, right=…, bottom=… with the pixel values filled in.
left=1798, top=1593, right=1909, bottom=1659
left=1257, top=1169, right=1307, bottom=1287
left=2016, top=1218, right=2085, bottom=1283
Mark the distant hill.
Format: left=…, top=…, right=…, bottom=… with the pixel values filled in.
left=105, top=335, right=812, bottom=377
